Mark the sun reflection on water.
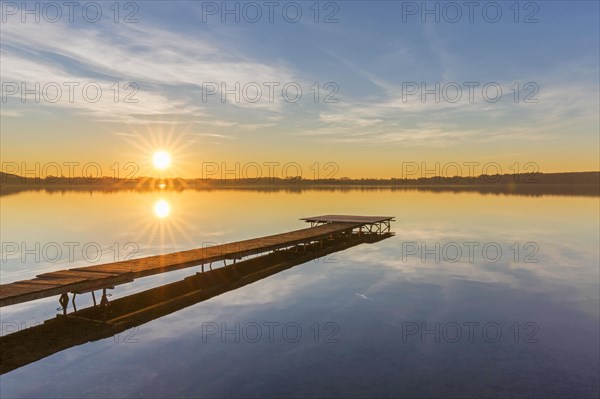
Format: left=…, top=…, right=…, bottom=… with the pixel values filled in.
left=153, top=199, right=171, bottom=219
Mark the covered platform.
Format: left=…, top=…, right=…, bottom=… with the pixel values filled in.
left=301, top=214, right=394, bottom=234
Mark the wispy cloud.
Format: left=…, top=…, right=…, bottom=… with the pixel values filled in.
left=1, top=20, right=299, bottom=122
left=296, top=57, right=598, bottom=146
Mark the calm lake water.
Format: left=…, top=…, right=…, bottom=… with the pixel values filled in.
left=1, top=189, right=599, bottom=398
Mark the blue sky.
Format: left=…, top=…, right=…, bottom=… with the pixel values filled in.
left=1, top=1, right=599, bottom=177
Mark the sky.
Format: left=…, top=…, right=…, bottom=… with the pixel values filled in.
left=1, top=0, right=599, bottom=179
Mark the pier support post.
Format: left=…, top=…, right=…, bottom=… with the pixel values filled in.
left=72, top=293, right=78, bottom=312
left=100, top=288, right=110, bottom=322
left=59, top=293, right=69, bottom=315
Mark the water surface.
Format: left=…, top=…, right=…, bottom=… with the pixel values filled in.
left=1, top=189, right=598, bottom=398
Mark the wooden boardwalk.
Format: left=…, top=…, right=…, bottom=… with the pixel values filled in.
left=1, top=232, right=394, bottom=374
left=0, top=218, right=390, bottom=308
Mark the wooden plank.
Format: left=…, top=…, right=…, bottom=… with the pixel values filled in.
left=0, top=276, right=133, bottom=307
left=1, top=285, right=48, bottom=296
left=29, top=277, right=90, bottom=286
left=13, top=279, right=81, bottom=286
left=38, top=270, right=120, bottom=279
left=8, top=282, right=62, bottom=290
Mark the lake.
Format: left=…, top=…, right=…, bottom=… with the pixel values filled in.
left=1, top=189, right=598, bottom=398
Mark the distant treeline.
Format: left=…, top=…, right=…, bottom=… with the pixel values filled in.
left=1, top=171, right=598, bottom=197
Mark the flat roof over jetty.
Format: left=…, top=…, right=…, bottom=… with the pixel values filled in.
left=301, top=215, right=394, bottom=232
left=0, top=215, right=393, bottom=308
left=301, top=215, right=394, bottom=224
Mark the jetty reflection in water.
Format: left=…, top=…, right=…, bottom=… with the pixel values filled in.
left=0, top=231, right=393, bottom=374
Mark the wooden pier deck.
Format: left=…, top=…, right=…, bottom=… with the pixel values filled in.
left=1, top=232, right=394, bottom=374
left=0, top=216, right=393, bottom=308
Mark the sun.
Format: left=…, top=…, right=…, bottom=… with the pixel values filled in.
left=152, top=151, right=171, bottom=170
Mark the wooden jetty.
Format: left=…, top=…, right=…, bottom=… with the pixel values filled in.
left=0, top=215, right=394, bottom=309
left=0, top=231, right=393, bottom=374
